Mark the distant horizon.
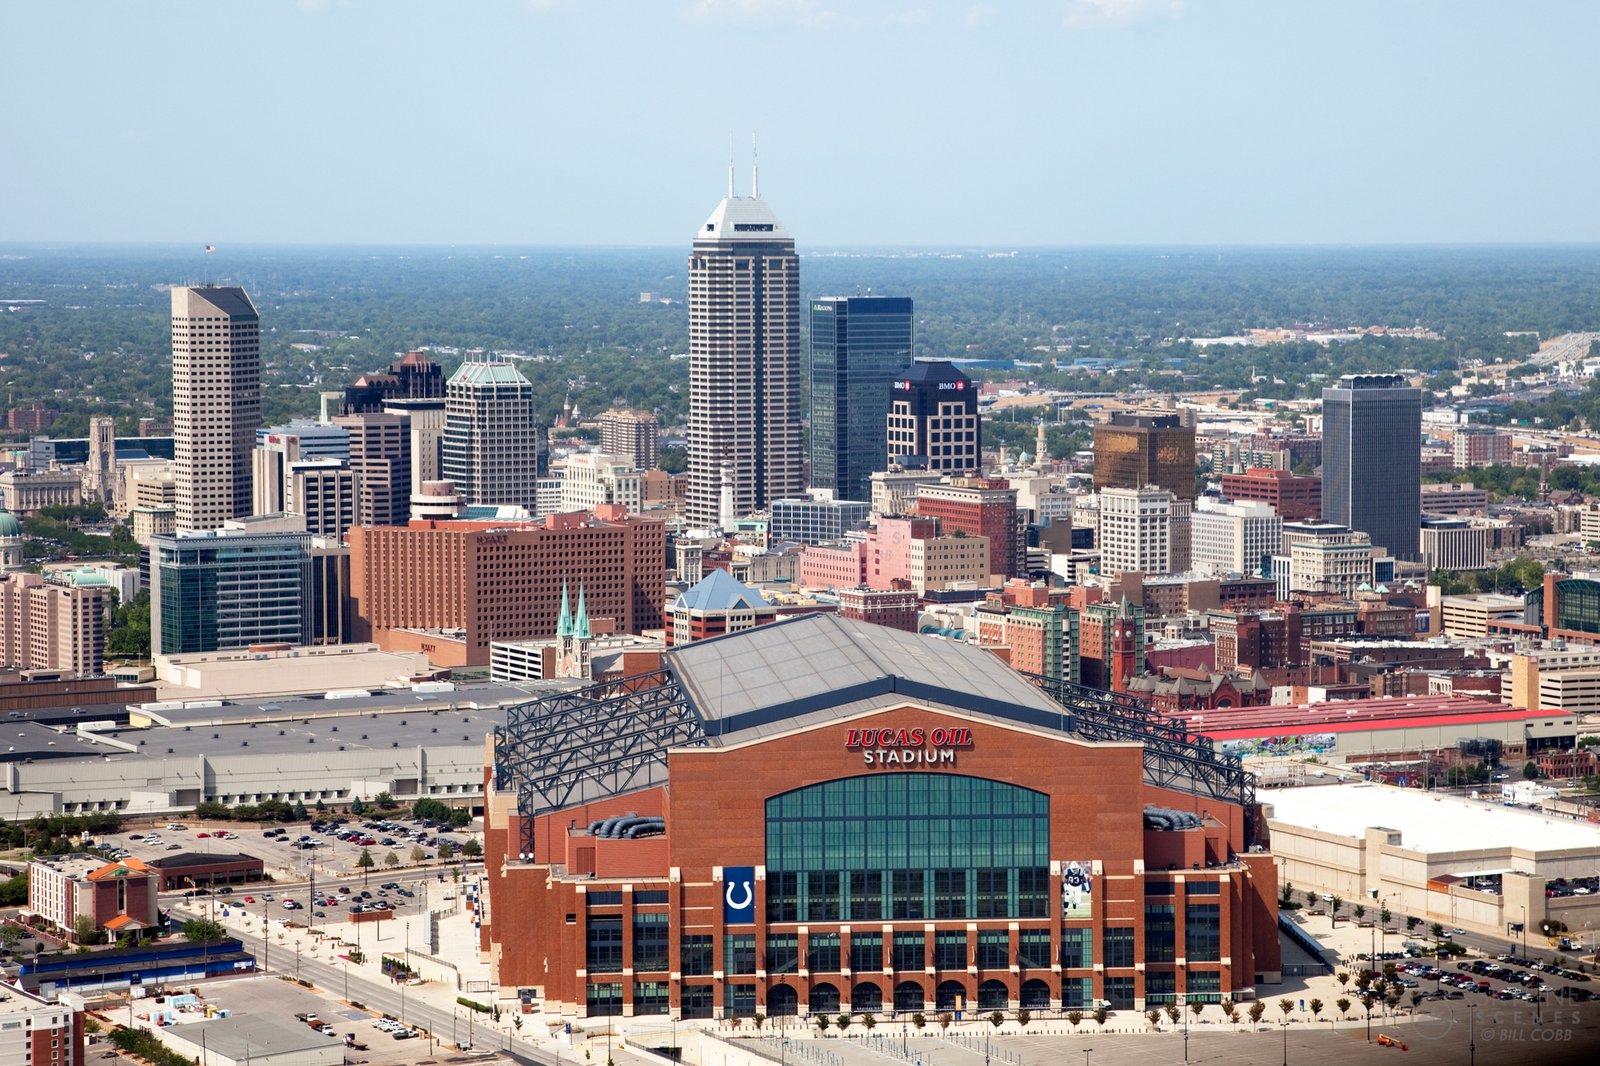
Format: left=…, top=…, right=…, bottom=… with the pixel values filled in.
left=8, top=2, right=1599, bottom=246
left=8, top=240, right=1600, bottom=253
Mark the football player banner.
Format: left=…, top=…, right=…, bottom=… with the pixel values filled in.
left=1061, top=860, right=1092, bottom=919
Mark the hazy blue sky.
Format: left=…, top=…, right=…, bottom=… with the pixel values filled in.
left=7, top=0, right=1597, bottom=247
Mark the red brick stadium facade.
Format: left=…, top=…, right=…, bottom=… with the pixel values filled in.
left=482, top=619, right=1279, bottom=1020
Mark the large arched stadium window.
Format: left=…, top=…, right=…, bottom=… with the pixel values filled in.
left=765, top=774, right=1050, bottom=922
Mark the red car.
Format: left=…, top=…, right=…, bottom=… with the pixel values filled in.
left=196, top=832, right=210, bottom=838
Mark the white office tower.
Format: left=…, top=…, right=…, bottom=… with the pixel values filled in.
left=171, top=286, right=261, bottom=531
left=685, top=159, right=803, bottom=526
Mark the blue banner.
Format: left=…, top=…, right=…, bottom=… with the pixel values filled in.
left=723, top=866, right=756, bottom=925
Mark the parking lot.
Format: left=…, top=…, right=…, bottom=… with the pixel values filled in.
left=100, top=968, right=505, bottom=1066
left=92, top=813, right=482, bottom=885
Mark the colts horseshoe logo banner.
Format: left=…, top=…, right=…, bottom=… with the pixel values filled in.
left=723, top=866, right=756, bottom=925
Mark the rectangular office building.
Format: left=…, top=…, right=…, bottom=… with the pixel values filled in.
left=151, top=530, right=312, bottom=655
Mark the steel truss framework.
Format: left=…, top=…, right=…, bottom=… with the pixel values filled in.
left=1022, top=671, right=1258, bottom=836
left=493, top=671, right=708, bottom=856
left=493, top=666, right=1258, bottom=858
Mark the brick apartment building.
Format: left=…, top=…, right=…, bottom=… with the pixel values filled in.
left=797, top=541, right=868, bottom=591
left=915, top=479, right=1025, bottom=582
left=349, top=505, right=665, bottom=667
left=836, top=585, right=918, bottom=633
left=1219, top=468, right=1322, bottom=522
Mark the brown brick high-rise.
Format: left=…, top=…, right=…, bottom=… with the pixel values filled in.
left=349, top=506, right=665, bottom=666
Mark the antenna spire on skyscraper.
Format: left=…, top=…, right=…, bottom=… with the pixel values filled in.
left=728, top=135, right=736, bottom=198
left=751, top=132, right=759, bottom=199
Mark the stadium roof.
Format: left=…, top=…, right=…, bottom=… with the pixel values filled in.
left=495, top=613, right=1257, bottom=845
left=667, top=613, right=1070, bottom=742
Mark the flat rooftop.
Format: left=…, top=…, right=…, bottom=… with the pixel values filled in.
left=0, top=985, right=59, bottom=1017
left=1267, top=782, right=1600, bottom=854
left=1171, top=694, right=1566, bottom=739
left=138, top=681, right=570, bottom=728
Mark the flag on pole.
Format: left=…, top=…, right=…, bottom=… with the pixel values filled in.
left=205, top=245, right=217, bottom=254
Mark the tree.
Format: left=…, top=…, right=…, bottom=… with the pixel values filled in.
left=1380, top=905, right=1392, bottom=929
left=183, top=918, right=224, bottom=943
left=1361, top=994, right=1377, bottom=1026
left=105, top=589, right=152, bottom=659
left=1309, top=998, right=1323, bottom=1022
left=1164, top=1004, right=1180, bottom=1025
left=1066, top=1010, right=1083, bottom=1030
left=1189, top=1000, right=1204, bottom=1021
left=0, top=873, right=28, bottom=907
left=1354, top=903, right=1366, bottom=924
left=1223, top=1001, right=1239, bottom=1028
left=463, top=838, right=482, bottom=859
left=1336, top=997, right=1352, bottom=1020
left=1278, top=998, right=1294, bottom=1019
left=836, top=1014, right=851, bottom=1033
left=1248, top=1001, right=1266, bottom=1026
left=861, top=1014, right=876, bottom=1031
left=1146, top=1009, right=1163, bottom=1030
left=1015, top=1009, right=1030, bottom=1028
left=1280, top=881, right=1295, bottom=905
left=988, top=1011, right=1004, bottom=1028
left=940, top=1013, right=953, bottom=1031
left=384, top=851, right=400, bottom=868
left=1330, top=896, right=1343, bottom=925
left=911, top=1012, right=926, bottom=1030
left=71, top=914, right=99, bottom=945
left=1524, top=761, right=1541, bottom=780
left=1430, top=922, right=1445, bottom=941
left=410, top=845, right=427, bottom=863
left=358, top=848, right=375, bottom=871
left=816, top=1015, right=830, bottom=1032
left=292, top=801, right=308, bottom=821
left=1410, top=991, right=1423, bottom=1013
left=1336, top=971, right=1350, bottom=993
left=0, top=925, right=21, bottom=949
left=1092, top=1007, right=1109, bottom=1029
left=372, top=792, right=398, bottom=810
left=437, top=841, right=456, bottom=861
left=1406, top=916, right=1420, bottom=935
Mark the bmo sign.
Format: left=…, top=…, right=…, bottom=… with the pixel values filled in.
left=845, top=725, right=974, bottom=767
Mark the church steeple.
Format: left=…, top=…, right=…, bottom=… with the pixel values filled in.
left=575, top=583, right=590, bottom=640
left=557, top=579, right=572, bottom=639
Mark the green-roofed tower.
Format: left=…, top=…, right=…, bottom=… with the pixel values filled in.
left=442, top=355, right=547, bottom=509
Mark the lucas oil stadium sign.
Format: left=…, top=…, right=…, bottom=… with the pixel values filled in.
left=844, top=726, right=974, bottom=767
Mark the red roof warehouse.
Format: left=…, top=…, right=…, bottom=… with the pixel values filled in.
left=483, top=614, right=1279, bottom=1020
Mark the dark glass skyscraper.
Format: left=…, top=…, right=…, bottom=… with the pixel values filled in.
left=809, top=296, right=913, bottom=500
left=1321, top=374, right=1422, bottom=561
